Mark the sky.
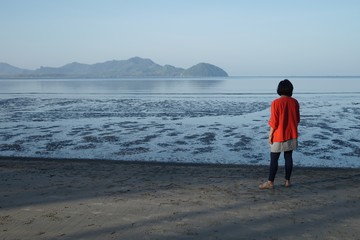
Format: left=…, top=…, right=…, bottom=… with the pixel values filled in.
left=1, top=0, right=360, bottom=76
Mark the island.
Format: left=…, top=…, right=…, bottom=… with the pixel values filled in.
left=0, top=57, right=228, bottom=78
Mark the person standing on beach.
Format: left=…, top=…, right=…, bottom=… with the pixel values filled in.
left=259, top=79, right=300, bottom=189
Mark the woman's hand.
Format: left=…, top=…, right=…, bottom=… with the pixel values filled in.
left=268, top=134, right=273, bottom=145
left=268, top=127, right=275, bottom=145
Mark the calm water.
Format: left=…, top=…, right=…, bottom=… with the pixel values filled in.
left=1, top=77, right=359, bottom=95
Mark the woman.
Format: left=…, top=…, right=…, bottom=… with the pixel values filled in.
left=259, top=79, right=300, bottom=189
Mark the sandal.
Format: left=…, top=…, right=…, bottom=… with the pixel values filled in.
left=259, top=181, right=274, bottom=189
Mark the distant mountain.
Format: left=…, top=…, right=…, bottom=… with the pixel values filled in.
left=0, top=57, right=228, bottom=78
left=181, top=63, right=228, bottom=77
left=0, top=63, right=30, bottom=75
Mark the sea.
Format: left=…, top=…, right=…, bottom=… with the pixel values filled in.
left=0, top=77, right=359, bottom=168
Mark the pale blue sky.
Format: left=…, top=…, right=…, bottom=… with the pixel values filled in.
left=1, top=0, right=360, bottom=76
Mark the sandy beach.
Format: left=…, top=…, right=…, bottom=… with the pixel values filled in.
left=1, top=158, right=360, bottom=239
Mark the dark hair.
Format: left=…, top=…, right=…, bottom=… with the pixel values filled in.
left=277, top=79, right=293, bottom=97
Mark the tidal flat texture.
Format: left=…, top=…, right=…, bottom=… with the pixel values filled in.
left=0, top=94, right=359, bottom=167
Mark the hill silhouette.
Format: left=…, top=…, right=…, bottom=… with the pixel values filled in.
left=0, top=57, right=228, bottom=78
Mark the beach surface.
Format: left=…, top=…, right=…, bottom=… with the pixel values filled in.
left=1, top=158, right=360, bottom=239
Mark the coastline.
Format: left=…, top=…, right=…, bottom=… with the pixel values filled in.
left=1, top=157, right=360, bottom=239
left=1, top=155, right=360, bottom=170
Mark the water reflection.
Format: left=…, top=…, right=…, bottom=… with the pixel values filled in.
left=0, top=79, right=227, bottom=94
left=0, top=77, right=359, bottom=95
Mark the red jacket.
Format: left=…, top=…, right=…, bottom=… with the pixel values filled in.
left=268, top=96, right=300, bottom=142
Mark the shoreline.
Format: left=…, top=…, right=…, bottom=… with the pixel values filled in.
left=1, top=157, right=360, bottom=239
left=1, top=155, right=359, bottom=170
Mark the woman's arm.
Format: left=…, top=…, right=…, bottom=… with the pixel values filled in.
left=268, top=127, right=275, bottom=144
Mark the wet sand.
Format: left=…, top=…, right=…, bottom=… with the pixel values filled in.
left=2, top=94, right=359, bottom=167
left=1, top=157, right=360, bottom=239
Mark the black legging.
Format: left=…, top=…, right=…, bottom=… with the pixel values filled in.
left=268, top=150, right=293, bottom=181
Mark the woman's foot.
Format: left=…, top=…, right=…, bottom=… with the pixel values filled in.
left=285, top=180, right=291, bottom=187
left=259, top=181, right=274, bottom=189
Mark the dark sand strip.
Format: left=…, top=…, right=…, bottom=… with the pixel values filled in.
left=1, top=157, right=360, bottom=239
